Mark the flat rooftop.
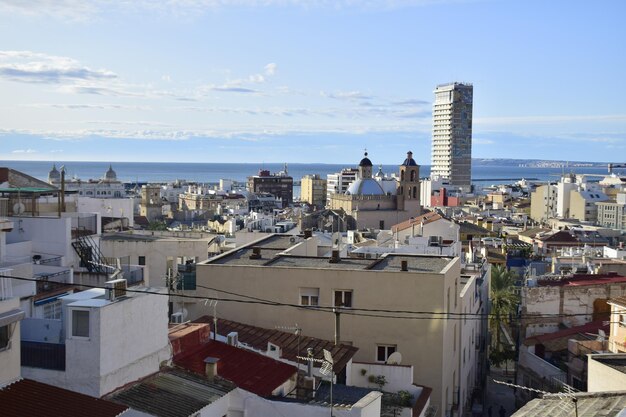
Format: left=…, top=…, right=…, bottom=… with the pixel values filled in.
left=593, top=356, right=626, bottom=375
left=101, top=232, right=215, bottom=242
left=207, top=234, right=455, bottom=273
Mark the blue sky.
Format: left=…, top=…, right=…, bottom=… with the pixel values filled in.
left=0, top=0, right=625, bottom=164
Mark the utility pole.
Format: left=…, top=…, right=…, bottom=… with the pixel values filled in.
left=333, top=307, right=340, bottom=345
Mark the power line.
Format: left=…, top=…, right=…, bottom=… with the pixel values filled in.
left=0, top=274, right=617, bottom=321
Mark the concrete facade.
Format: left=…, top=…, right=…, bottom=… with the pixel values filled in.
left=0, top=296, right=23, bottom=387
left=188, top=234, right=476, bottom=417
left=100, top=230, right=217, bottom=287
left=22, top=287, right=170, bottom=398
left=587, top=354, right=626, bottom=392
left=301, top=174, right=327, bottom=209
left=430, top=82, right=473, bottom=188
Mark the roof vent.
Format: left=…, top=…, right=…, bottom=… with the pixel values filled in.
left=329, top=249, right=340, bottom=263
left=204, top=357, right=219, bottom=381
left=227, top=332, right=238, bottom=346
left=250, top=247, right=262, bottom=259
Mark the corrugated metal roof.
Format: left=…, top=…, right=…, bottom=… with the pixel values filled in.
left=193, top=316, right=358, bottom=374
left=512, top=391, right=626, bottom=417
left=174, top=338, right=297, bottom=397
left=0, top=379, right=128, bottom=417
left=107, top=368, right=234, bottom=417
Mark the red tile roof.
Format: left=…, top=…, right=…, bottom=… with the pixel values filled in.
left=173, top=337, right=297, bottom=397
left=391, top=211, right=443, bottom=233
left=524, top=320, right=610, bottom=347
left=0, top=379, right=128, bottom=417
left=193, top=316, right=358, bottom=373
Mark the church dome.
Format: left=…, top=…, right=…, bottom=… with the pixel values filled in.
left=346, top=178, right=385, bottom=196
left=48, top=164, right=60, bottom=183
left=359, top=152, right=373, bottom=167
left=104, top=164, right=117, bottom=181
left=402, top=151, right=418, bottom=166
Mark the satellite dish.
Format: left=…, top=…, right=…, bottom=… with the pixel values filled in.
left=386, top=351, right=403, bottom=365
left=13, top=202, right=25, bottom=215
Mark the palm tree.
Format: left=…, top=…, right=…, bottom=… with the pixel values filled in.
left=489, top=265, right=519, bottom=366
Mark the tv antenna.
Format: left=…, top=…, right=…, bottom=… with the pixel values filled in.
left=275, top=323, right=302, bottom=373
left=298, top=348, right=335, bottom=416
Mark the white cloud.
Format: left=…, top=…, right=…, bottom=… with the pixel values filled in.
left=12, top=148, right=36, bottom=153
left=264, top=63, right=277, bottom=76
left=0, top=0, right=463, bottom=19
left=0, top=50, right=117, bottom=83
left=475, top=114, right=626, bottom=125
left=322, top=90, right=373, bottom=100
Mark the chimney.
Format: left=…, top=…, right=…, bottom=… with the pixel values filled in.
left=250, top=247, right=261, bottom=259
left=304, top=229, right=313, bottom=239
left=329, top=249, right=340, bottom=263
left=204, top=357, right=220, bottom=381
left=227, top=332, right=238, bottom=346
left=401, top=260, right=408, bottom=272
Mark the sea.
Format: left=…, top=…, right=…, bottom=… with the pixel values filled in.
left=0, top=160, right=616, bottom=199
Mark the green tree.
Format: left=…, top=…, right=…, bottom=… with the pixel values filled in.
left=489, top=265, right=519, bottom=366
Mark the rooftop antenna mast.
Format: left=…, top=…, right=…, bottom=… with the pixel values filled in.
left=276, top=324, right=302, bottom=373
left=298, top=349, right=335, bottom=416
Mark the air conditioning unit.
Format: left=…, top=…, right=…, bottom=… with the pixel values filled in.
left=105, top=279, right=127, bottom=301
left=227, top=332, right=239, bottom=346
left=170, top=312, right=183, bottom=324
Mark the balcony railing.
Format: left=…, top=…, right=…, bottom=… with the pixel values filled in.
left=21, top=341, right=66, bottom=371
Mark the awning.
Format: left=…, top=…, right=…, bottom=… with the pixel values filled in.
left=0, top=309, right=25, bottom=327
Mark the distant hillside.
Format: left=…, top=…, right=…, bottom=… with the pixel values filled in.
left=472, top=158, right=608, bottom=168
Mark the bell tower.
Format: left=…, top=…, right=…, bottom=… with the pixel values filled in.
left=397, top=151, right=421, bottom=214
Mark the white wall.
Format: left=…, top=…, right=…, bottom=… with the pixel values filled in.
left=6, top=217, right=73, bottom=267
left=350, top=362, right=419, bottom=396
left=0, top=297, right=21, bottom=386
left=588, top=354, right=626, bottom=392
left=23, top=289, right=170, bottom=397
left=77, top=197, right=134, bottom=228
left=228, top=388, right=382, bottom=417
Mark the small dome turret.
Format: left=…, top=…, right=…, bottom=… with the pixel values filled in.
left=48, top=164, right=60, bottom=184
left=104, top=164, right=117, bottom=181
left=359, top=152, right=373, bottom=167
left=402, top=151, right=418, bottom=166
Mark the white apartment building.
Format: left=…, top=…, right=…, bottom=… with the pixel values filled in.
left=326, top=168, right=358, bottom=203
left=431, top=82, right=473, bottom=188
left=21, top=285, right=170, bottom=398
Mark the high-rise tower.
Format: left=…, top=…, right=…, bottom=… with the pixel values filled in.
left=430, top=82, right=473, bottom=188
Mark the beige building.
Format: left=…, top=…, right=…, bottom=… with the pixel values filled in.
left=300, top=174, right=327, bottom=209
left=139, top=185, right=163, bottom=222
left=569, top=189, right=609, bottom=222
left=530, top=184, right=557, bottom=222
left=100, top=230, right=219, bottom=287
left=183, top=233, right=488, bottom=417
left=597, top=193, right=626, bottom=231
left=328, top=152, right=421, bottom=230
left=608, top=295, right=626, bottom=353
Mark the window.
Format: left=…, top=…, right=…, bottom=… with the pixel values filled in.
left=138, top=256, right=146, bottom=266
left=300, top=288, right=320, bottom=306
left=334, top=290, right=353, bottom=308
left=0, top=326, right=9, bottom=350
left=43, top=301, right=62, bottom=320
left=71, top=310, right=90, bottom=338
left=377, top=344, right=397, bottom=362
